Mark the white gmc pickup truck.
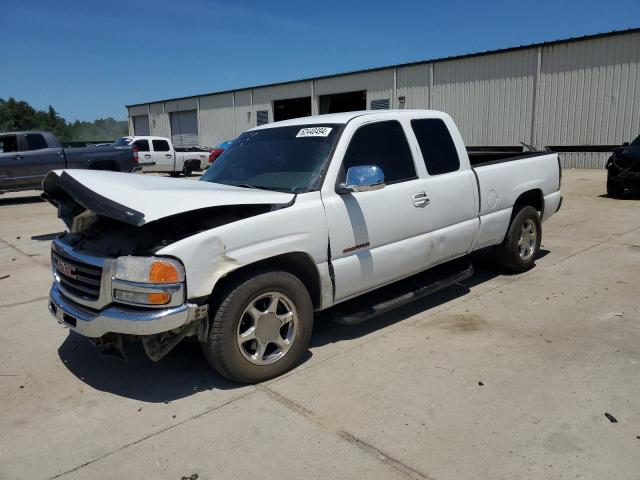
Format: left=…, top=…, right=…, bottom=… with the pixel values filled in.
left=44, top=110, right=562, bottom=383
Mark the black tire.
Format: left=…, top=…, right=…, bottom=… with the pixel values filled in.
left=182, top=167, right=192, bottom=177
left=607, top=178, right=624, bottom=198
left=202, top=270, right=314, bottom=384
left=494, top=206, right=542, bottom=273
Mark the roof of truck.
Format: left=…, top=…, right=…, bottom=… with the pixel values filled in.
left=250, top=109, right=446, bottom=130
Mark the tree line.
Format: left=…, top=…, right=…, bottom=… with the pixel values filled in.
left=0, top=97, right=127, bottom=141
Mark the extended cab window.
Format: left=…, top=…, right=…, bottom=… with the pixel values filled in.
left=341, top=121, right=416, bottom=184
left=411, top=119, right=460, bottom=175
left=0, top=135, right=19, bottom=154
left=132, top=139, right=149, bottom=152
left=152, top=139, right=170, bottom=151
left=25, top=134, right=48, bottom=151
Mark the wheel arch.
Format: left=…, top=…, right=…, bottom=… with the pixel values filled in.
left=511, top=188, right=544, bottom=220
left=210, top=252, right=322, bottom=310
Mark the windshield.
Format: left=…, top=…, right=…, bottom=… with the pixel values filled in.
left=112, top=137, right=132, bottom=147
left=201, top=124, right=342, bottom=193
left=630, top=135, right=640, bottom=147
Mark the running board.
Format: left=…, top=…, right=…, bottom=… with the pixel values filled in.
left=326, top=258, right=474, bottom=325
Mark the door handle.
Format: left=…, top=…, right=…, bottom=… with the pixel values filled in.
left=144, top=154, right=151, bottom=158
left=412, top=191, right=430, bottom=207
left=12, top=155, right=23, bottom=160
left=165, top=154, right=172, bottom=158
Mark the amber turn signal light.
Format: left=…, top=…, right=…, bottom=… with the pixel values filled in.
left=148, top=260, right=180, bottom=283
left=147, top=292, right=171, bottom=305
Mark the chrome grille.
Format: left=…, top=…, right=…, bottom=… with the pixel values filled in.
left=52, top=249, right=103, bottom=301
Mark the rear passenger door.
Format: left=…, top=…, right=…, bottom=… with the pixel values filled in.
left=408, top=118, right=478, bottom=264
left=21, top=133, right=64, bottom=186
left=0, top=133, right=63, bottom=190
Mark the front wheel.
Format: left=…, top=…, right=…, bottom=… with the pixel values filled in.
left=494, top=206, right=542, bottom=273
left=202, top=271, right=314, bottom=383
left=607, top=178, right=624, bottom=198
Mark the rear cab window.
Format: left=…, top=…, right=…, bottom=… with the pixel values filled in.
left=24, top=133, right=48, bottom=151
left=0, top=135, right=19, bottom=154
left=341, top=120, right=416, bottom=185
left=410, top=119, right=460, bottom=175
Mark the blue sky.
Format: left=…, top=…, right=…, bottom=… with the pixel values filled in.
left=1, top=0, right=639, bottom=121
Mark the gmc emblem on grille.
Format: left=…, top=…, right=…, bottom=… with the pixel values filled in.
left=56, top=260, right=77, bottom=279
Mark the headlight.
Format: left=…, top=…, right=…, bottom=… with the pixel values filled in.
left=112, top=256, right=185, bottom=307
left=115, top=257, right=185, bottom=284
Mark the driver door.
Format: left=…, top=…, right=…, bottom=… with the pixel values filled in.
left=321, top=120, right=433, bottom=301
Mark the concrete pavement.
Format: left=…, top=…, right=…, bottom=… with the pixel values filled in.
left=0, top=169, right=638, bottom=479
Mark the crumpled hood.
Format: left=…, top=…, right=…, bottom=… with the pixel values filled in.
left=42, top=169, right=295, bottom=226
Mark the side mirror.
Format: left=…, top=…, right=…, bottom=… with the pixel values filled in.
left=622, top=142, right=630, bottom=147
left=338, top=165, right=385, bottom=194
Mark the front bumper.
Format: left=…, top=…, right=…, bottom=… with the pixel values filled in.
left=49, top=283, right=197, bottom=338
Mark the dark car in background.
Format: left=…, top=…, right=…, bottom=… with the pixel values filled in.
left=606, top=134, right=640, bottom=197
left=0, top=131, right=140, bottom=194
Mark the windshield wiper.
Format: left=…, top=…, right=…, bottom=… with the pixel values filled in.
left=237, top=183, right=293, bottom=193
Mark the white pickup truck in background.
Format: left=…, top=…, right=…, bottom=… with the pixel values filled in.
left=44, top=110, right=562, bottom=383
left=112, top=136, right=210, bottom=176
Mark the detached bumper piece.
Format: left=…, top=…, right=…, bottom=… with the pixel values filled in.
left=49, top=283, right=197, bottom=338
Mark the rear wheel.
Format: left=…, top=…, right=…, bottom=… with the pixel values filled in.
left=202, top=270, right=314, bottom=383
left=495, top=206, right=542, bottom=273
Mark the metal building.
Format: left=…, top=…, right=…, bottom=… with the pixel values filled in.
left=126, top=28, right=640, bottom=168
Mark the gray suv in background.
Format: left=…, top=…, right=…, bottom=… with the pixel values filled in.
left=0, top=131, right=139, bottom=194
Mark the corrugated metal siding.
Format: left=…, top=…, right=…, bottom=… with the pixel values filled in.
left=234, top=90, right=252, bottom=133
left=558, top=152, right=611, bottom=169
left=164, top=97, right=197, bottom=113
left=253, top=81, right=312, bottom=123
left=432, top=49, right=536, bottom=146
left=127, top=30, right=640, bottom=169
left=128, top=105, right=148, bottom=116
left=199, top=93, right=236, bottom=146
left=314, top=70, right=394, bottom=107
left=534, top=32, right=640, bottom=147
left=397, top=63, right=431, bottom=109
left=148, top=102, right=170, bottom=138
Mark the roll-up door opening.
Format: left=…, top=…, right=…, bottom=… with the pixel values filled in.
left=133, top=115, right=150, bottom=136
left=319, top=91, right=366, bottom=114
left=170, top=110, right=199, bottom=147
left=273, top=97, right=312, bottom=122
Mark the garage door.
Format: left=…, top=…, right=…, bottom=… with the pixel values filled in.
left=170, top=110, right=199, bottom=147
left=133, top=115, right=150, bottom=136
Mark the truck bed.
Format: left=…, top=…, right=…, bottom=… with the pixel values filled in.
left=468, top=150, right=550, bottom=167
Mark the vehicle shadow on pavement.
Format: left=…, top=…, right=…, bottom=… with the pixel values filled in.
left=57, top=249, right=545, bottom=399
left=31, top=232, right=63, bottom=241
left=598, top=190, right=640, bottom=200
left=312, top=248, right=549, bottom=347
left=0, top=194, right=44, bottom=206
left=58, top=334, right=250, bottom=402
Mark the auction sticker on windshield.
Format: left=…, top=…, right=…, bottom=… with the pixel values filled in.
left=296, top=127, right=332, bottom=138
